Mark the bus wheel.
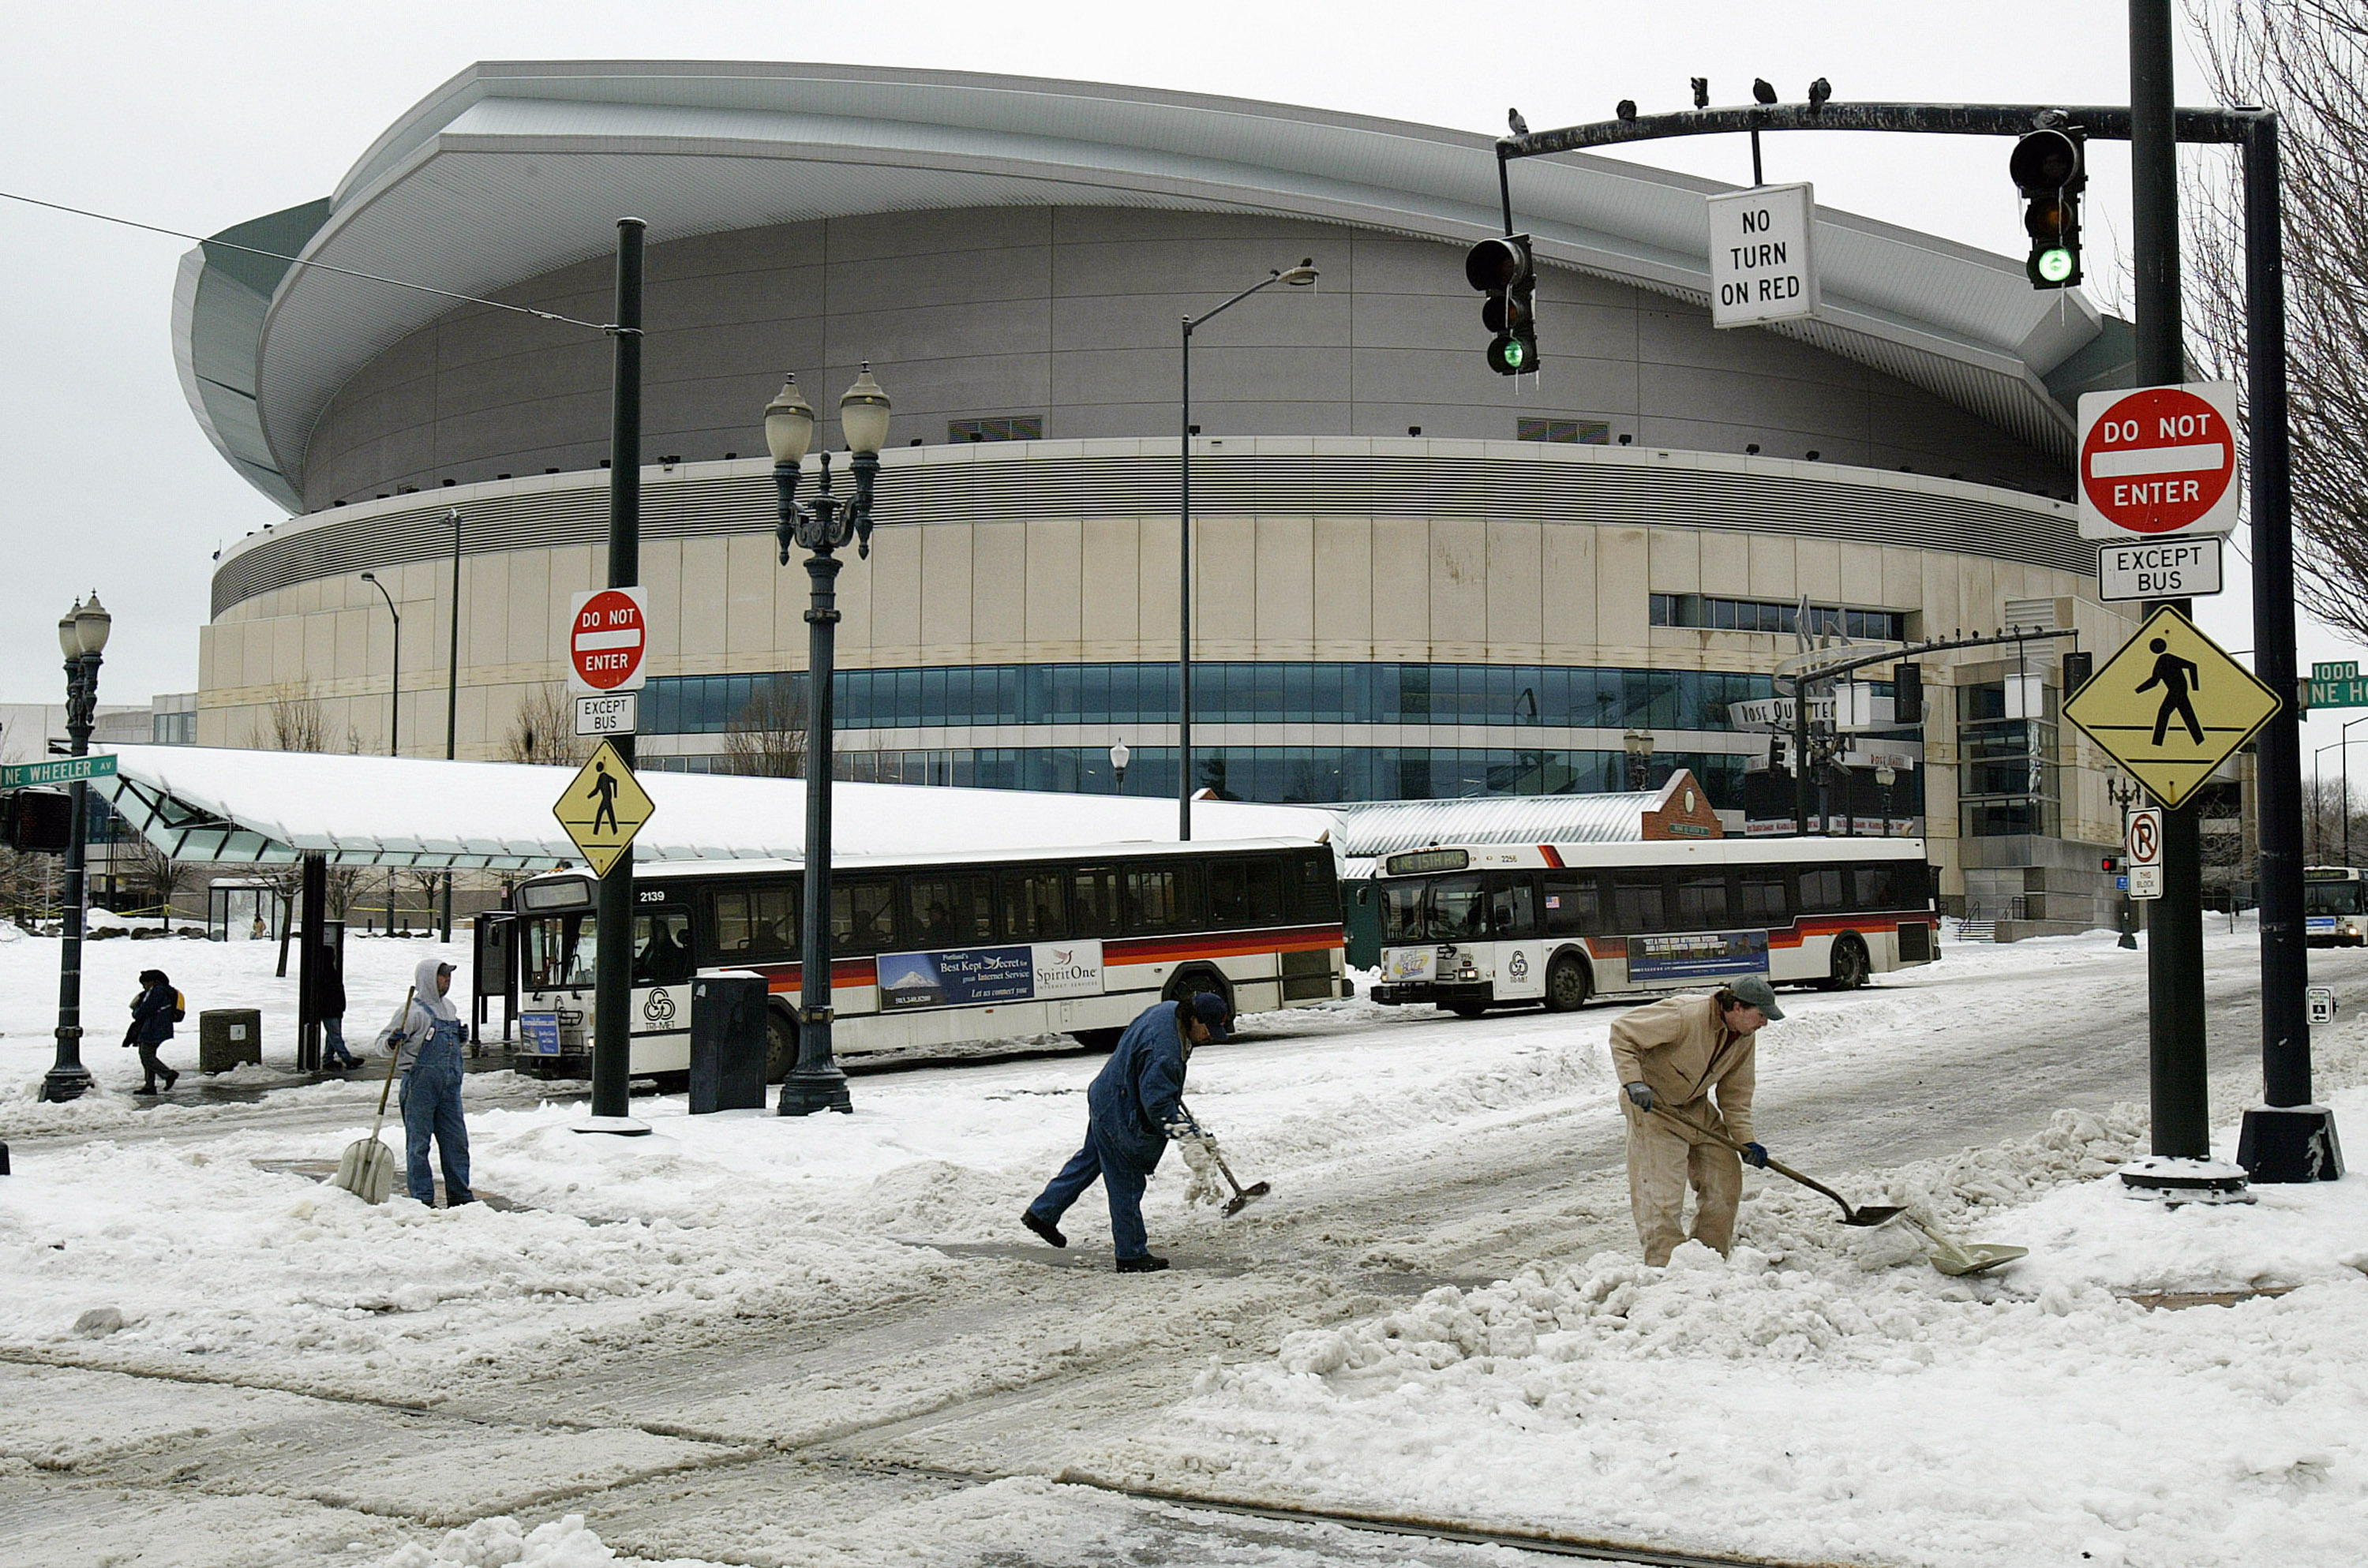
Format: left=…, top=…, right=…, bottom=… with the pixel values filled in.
left=1826, top=936, right=1871, bottom=991
left=1448, top=1002, right=1489, bottom=1020
left=1072, top=1027, right=1122, bottom=1052
left=1543, top=954, right=1591, bottom=1012
left=1164, top=968, right=1235, bottom=1021
left=765, top=1009, right=797, bottom=1083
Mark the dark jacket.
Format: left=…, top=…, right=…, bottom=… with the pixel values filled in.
left=1085, top=1001, right=1205, bottom=1172
left=317, top=954, right=347, bottom=1020
left=130, top=983, right=178, bottom=1046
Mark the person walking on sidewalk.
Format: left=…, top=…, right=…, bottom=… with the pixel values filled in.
left=1021, top=992, right=1231, bottom=1273
left=318, top=947, right=361, bottom=1070
left=1609, top=975, right=1782, bottom=1266
left=383, top=957, right=474, bottom=1207
left=125, top=969, right=182, bottom=1095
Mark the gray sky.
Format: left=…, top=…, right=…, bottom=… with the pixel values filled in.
left=4, top=1, right=2344, bottom=762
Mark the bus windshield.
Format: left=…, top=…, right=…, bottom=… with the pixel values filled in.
left=2304, top=878, right=2365, bottom=916
left=523, top=914, right=595, bottom=991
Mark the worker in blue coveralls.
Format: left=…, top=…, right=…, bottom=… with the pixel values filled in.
left=1021, top=992, right=1231, bottom=1273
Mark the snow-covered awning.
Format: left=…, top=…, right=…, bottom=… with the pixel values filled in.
left=94, top=747, right=1339, bottom=870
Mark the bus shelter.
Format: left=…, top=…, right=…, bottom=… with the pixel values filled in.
left=205, top=877, right=287, bottom=942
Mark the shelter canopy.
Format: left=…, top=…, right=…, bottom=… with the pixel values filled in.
left=96, top=747, right=1338, bottom=870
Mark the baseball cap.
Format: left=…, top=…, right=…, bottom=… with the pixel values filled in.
left=1729, top=975, right=1784, bottom=1020
left=1187, top=990, right=1231, bottom=1042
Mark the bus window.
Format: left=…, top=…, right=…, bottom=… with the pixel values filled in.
left=523, top=915, right=595, bottom=990
left=907, top=872, right=994, bottom=946
left=832, top=878, right=900, bottom=952
left=1612, top=871, right=1666, bottom=931
left=1288, top=852, right=1340, bottom=922
left=1071, top=868, right=1120, bottom=937
left=1125, top=866, right=1187, bottom=932
left=1798, top=866, right=1845, bottom=915
left=1208, top=857, right=1287, bottom=928
left=1487, top=875, right=1538, bottom=939
left=1381, top=882, right=1426, bottom=942
left=710, top=882, right=796, bottom=962
left=1542, top=874, right=1601, bottom=936
left=1001, top=868, right=1069, bottom=941
left=1852, top=864, right=1898, bottom=909
left=1736, top=868, right=1788, bottom=925
left=2306, top=878, right=2365, bottom=916
left=1429, top=876, right=1488, bottom=940
left=1674, top=871, right=1728, bottom=930
left=634, top=910, right=694, bottom=986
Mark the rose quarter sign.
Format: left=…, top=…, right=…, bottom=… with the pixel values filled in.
left=2075, top=382, right=2240, bottom=543
left=568, top=586, right=649, bottom=694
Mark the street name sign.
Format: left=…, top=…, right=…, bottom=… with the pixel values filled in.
left=1706, top=183, right=1819, bottom=329
left=1, top=754, right=118, bottom=788
left=551, top=739, right=655, bottom=878
left=575, top=692, right=639, bottom=739
left=2076, top=382, right=2241, bottom=542
left=2062, top=605, right=2280, bottom=807
left=567, top=587, right=649, bottom=694
left=2126, top=806, right=2165, bottom=900
left=2098, top=537, right=2223, bottom=603
left=2304, top=661, right=2368, bottom=710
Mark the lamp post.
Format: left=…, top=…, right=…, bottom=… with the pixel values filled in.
left=1622, top=728, right=1655, bottom=791
left=1875, top=764, right=1898, bottom=837
left=358, top=573, right=400, bottom=756
left=39, top=592, right=111, bottom=1104
left=1178, top=258, right=1318, bottom=840
left=766, top=365, right=891, bottom=1116
left=1111, top=739, right=1130, bottom=792
left=2108, top=773, right=2141, bottom=951
left=2339, top=714, right=2368, bottom=866
left=443, top=507, right=461, bottom=943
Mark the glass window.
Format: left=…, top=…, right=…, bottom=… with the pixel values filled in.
left=1287, top=852, right=1338, bottom=922
left=1674, top=872, right=1728, bottom=930
left=523, top=915, right=595, bottom=991
left=831, top=878, right=899, bottom=952
left=1001, top=870, right=1068, bottom=940
left=1070, top=868, right=1119, bottom=935
left=632, top=910, right=694, bottom=986
left=907, top=872, right=994, bottom=946
left=1542, top=874, right=1601, bottom=936
left=1429, top=876, right=1489, bottom=940
left=1736, top=869, right=1789, bottom=924
left=1125, top=866, right=1188, bottom=933
left=1798, top=866, right=1845, bottom=915
left=1381, top=882, right=1426, bottom=942
left=1612, top=872, right=1666, bottom=931
left=1207, top=857, right=1287, bottom=928
left=1853, top=863, right=1900, bottom=910
left=1488, top=875, right=1537, bottom=938
left=709, top=882, right=796, bottom=960
left=1109, top=663, right=1139, bottom=727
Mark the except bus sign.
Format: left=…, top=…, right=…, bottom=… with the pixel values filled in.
left=2076, top=382, right=2241, bottom=542
left=568, top=587, right=649, bottom=693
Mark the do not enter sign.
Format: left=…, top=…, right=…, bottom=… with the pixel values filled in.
left=568, top=587, right=649, bottom=693
left=2076, top=382, right=2240, bottom=542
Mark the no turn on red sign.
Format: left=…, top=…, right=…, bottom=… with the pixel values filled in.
left=568, top=587, right=650, bottom=693
left=2076, top=382, right=2241, bottom=542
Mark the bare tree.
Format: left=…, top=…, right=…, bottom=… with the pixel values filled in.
left=718, top=680, right=807, bottom=778
left=500, top=685, right=590, bottom=768
left=245, top=682, right=332, bottom=753
left=0, top=846, right=50, bottom=926
left=2185, top=2, right=2368, bottom=640
left=118, top=840, right=197, bottom=930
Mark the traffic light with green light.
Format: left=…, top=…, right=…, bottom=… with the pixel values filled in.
left=2010, top=128, right=2085, bottom=290
left=1465, top=234, right=1539, bottom=375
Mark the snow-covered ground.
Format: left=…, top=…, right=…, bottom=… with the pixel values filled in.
left=5, top=919, right=2366, bottom=1566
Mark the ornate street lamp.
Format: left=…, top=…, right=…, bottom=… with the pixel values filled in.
left=39, top=591, right=112, bottom=1103
left=1178, top=259, right=1317, bottom=839
left=1110, top=739, right=1130, bottom=791
left=1622, top=727, right=1656, bottom=791
left=1875, top=764, right=1898, bottom=838
left=766, top=365, right=890, bottom=1116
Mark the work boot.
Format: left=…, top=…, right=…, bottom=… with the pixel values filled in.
left=136, top=1082, right=158, bottom=1095
left=162, top=1068, right=179, bottom=1090
left=1021, top=1211, right=1067, bottom=1249
left=1115, top=1255, right=1171, bottom=1274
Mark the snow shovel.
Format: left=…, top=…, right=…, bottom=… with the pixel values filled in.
left=1182, top=1102, right=1269, bottom=1216
left=1908, top=1215, right=2028, bottom=1276
left=332, top=988, right=408, bottom=1204
left=1648, top=1104, right=1906, bottom=1228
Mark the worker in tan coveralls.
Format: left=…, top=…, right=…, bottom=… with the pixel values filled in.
left=1609, top=974, right=1783, bottom=1265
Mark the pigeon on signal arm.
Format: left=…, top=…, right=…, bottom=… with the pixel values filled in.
left=1508, top=107, right=1530, bottom=137
left=1808, top=77, right=1833, bottom=111
left=1691, top=77, right=1710, bottom=109
left=1616, top=99, right=1638, bottom=122
left=1752, top=78, right=1778, bottom=106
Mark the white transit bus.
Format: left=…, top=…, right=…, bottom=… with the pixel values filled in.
left=1369, top=837, right=1937, bottom=1016
left=2304, top=866, right=2367, bottom=947
left=508, top=838, right=1347, bottom=1080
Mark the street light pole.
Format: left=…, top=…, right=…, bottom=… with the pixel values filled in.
left=359, top=573, right=399, bottom=757
left=766, top=365, right=891, bottom=1117
left=1622, top=728, right=1655, bottom=791
left=443, top=507, right=461, bottom=943
left=40, top=593, right=111, bottom=1104
left=1178, top=259, right=1318, bottom=840
left=2108, top=773, right=2141, bottom=951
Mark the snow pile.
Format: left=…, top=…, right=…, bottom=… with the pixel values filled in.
left=379, top=1513, right=722, bottom=1568
left=1129, top=1090, right=2368, bottom=1568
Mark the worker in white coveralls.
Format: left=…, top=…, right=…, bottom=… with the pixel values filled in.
left=1608, top=974, right=1782, bottom=1265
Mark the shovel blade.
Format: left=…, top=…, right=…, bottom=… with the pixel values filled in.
left=1931, top=1242, right=2028, bottom=1277
left=333, top=1138, right=396, bottom=1205
left=1842, top=1204, right=1909, bottom=1228
left=1223, top=1181, right=1272, bottom=1217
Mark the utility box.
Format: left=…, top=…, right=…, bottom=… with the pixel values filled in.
left=198, top=1009, right=264, bottom=1073
left=688, top=974, right=768, bottom=1114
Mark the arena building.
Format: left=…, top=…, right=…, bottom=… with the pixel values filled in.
left=178, top=61, right=2149, bottom=926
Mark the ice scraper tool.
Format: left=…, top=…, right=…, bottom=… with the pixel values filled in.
left=1649, top=1105, right=1906, bottom=1228
left=332, top=987, right=409, bottom=1205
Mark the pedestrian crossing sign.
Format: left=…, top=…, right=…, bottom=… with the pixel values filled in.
left=552, top=739, right=655, bottom=878
left=2062, top=606, right=2280, bottom=807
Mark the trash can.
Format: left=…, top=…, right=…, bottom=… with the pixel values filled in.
left=688, top=974, right=769, bottom=1113
left=199, top=1009, right=264, bottom=1073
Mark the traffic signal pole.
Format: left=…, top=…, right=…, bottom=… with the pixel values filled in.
left=1497, top=75, right=2332, bottom=1181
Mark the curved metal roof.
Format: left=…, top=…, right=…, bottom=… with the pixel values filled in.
left=178, top=61, right=2114, bottom=513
